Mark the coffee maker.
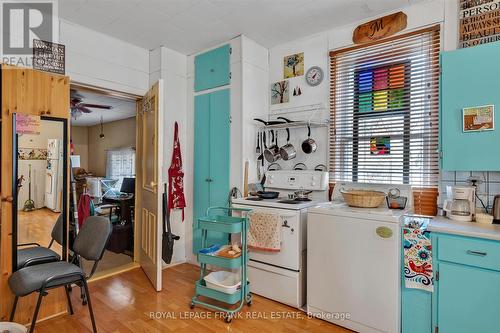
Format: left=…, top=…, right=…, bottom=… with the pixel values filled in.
left=443, top=186, right=476, bottom=222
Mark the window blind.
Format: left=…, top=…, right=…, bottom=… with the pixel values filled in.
left=329, top=25, right=440, bottom=187
left=106, top=148, right=136, bottom=189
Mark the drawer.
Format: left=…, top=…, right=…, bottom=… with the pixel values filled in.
left=437, top=235, right=500, bottom=271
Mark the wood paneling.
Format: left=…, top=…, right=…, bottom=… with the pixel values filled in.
left=1, top=65, right=70, bottom=324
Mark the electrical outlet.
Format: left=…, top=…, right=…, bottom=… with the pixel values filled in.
left=467, top=176, right=482, bottom=185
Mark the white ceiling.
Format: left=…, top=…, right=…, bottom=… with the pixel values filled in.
left=59, top=0, right=425, bottom=55
left=71, top=90, right=136, bottom=126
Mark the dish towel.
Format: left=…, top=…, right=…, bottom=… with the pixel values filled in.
left=403, top=227, right=434, bottom=292
left=248, top=212, right=281, bottom=252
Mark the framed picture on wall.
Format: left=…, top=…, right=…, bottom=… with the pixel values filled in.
left=463, top=105, right=494, bottom=132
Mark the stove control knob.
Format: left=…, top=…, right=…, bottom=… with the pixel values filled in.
left=312, top=176, right=318, bottom=180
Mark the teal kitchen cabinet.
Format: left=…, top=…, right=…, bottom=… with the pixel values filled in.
left=440, top=41, right=500, bottom=170
left=194, top=44, right=231, bottom=92
left=431, top=233, right=500, bottom=333
left=193, top=89, right=230, bottom=253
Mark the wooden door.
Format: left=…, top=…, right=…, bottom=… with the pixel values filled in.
left=135, top=81, right=164, bottom=291
left=1, top=65, right=69, bottom=323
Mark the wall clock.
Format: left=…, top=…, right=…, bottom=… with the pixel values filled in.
left=305, top=66, right=324, bottom=86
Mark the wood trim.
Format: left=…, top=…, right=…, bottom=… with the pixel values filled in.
left=329, top=24, right=441, bottom=57
left=70, top=82, right=141, bottom=101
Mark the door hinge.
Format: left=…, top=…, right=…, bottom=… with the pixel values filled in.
left=229, top=72, right=232, bottom=80
left=435, top=271, right=439, bottom=281
left=435, top=326, right=439, bottom=333
left=229, top=115, right=232, bottom=124
left=229, top=47, right=232, bottom=54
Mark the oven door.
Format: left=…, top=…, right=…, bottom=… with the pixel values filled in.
left=234, top=205, right=302, bottom=271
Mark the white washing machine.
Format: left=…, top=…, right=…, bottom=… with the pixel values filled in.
left=307, top=182, right=411, bottom=333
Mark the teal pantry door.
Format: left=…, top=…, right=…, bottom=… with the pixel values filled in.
left=193, top=89, right=230, bottom=253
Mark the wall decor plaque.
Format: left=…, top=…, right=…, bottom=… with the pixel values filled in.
left=459, top=0, right=500, bottom=48
left=16, top=114, right=41, bottom=135
left=33, top=39, right=65, bottom=75
left=353, top=11, right=407, bottom=44
left=463, top=105, right=494, bottom=132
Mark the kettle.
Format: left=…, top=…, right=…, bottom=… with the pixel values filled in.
left=493, top=195, right=500, bottom=224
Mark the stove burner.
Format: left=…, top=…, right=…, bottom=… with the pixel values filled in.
left=294, top=198, right=312, bottom=202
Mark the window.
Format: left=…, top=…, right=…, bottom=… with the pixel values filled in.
left=106, top=148, right=135, bottom=190
left=329, top=25, right=440, bottom=186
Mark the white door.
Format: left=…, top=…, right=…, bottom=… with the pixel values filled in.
left=136, top=81, right=164, bottom=291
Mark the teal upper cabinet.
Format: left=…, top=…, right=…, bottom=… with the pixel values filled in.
left=194, top=44, right=231, bottom=92
left=440, top=41, right=500, bottom=170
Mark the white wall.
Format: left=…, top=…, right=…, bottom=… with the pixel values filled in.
left=266, top=0, right=459, bottom=172
left=150, top=46, right=188, bottom=265
left=60, top=19, right=150, bottom=96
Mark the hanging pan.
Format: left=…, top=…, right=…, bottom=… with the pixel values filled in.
left=301, top=125, right=317, bottom=154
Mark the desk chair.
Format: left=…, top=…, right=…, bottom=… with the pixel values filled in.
left=17, top=214, right=63, bottom=268
left=9, top=216, right=112, bottom=333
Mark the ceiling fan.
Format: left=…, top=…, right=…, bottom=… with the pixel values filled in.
left=70, top=90, right=113, bottom=119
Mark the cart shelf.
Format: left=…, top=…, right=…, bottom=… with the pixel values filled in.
left=197, top=252, right=248, bottom=269
left=195, top=280, right=243, bottom=305
left=196, top=214, right=248, bottom=233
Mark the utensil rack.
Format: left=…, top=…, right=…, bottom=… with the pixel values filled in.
left=190, top=206, right=253, bottom=323
left=256, top=120, right=329, bottom=130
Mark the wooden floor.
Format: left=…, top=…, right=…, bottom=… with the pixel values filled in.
left=34, top=264, right=351, bottom=333
left=18, top=208, right=62, bottom=254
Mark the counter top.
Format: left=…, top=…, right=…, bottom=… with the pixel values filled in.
left=428, top=216, right=500, bottom=241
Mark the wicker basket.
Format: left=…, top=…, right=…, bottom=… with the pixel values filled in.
left=340, top=189, right=386, bottom=208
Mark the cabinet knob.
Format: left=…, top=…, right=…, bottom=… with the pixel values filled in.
left=205, top=178, right=212, bottom=182
left=210, top=68, right=215, bottom=73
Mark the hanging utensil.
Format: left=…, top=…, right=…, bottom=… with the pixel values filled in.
left=279, top=128, right=296, bottom=160
left=264, top=130, right=281, bottom=163
left=256, top=131, right=261, bottom=154
left=301, top=125, right=317, bottom=154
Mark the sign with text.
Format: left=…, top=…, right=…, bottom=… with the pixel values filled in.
left=353, top=12, right=407, bottom=44
left=32, top=39, right=65, bottom=74
left=16, top=114, right=41, bottom=135
left=459, top=0, right=500, bottom=48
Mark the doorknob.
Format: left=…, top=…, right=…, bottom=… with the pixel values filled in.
left=150, top=181, right=157, bottom=187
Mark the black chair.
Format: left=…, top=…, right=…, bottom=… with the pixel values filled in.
left=17, top=214, right=64, bottom=269
left=8, top=216, right=112, bottom=333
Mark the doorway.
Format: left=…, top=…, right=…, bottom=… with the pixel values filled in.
left=69, top=84, right=140, bottom=278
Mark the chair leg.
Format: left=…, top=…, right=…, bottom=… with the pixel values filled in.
left=29, top=290, right=45, bottom=333
left=81, top=279, right=97, bottom=333
left=65, top=285, right=74, bottom=315
left=9, top=296, right=19, bottom=321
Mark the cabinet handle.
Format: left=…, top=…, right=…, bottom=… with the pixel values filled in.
left=281, top=220, right=294, bottom=232
left=466, top=250, right=487, bottom=257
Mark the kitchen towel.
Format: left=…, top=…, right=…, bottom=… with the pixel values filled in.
left=248, top=212, right=281, bottom=252
left=403, top=227, right=434, bottom=292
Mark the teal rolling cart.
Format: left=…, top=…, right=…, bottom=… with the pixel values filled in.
left=190, top=206, right=252, bottom=323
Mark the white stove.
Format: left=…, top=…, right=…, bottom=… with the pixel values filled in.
left=232, top=170, right=329, bottom=309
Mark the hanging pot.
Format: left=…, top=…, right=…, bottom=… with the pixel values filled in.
left=264, top=130, right=281, bottom=163
left=279, top=128, right=296, bottom=160
left=301, top=125, right=317, bottom=154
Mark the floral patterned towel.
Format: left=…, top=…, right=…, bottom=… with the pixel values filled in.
left=248, top=212, right=281, bottom=252
left=403, top=227, right=434, bottom=292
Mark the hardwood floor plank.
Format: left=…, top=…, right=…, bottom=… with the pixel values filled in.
left=34, top=264, right=351, bottom=333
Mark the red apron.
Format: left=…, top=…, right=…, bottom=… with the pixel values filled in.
left=168, top=122, right=186, bottom=221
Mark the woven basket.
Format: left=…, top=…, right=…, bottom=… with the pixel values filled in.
left=340, top=189, right=386, bottom=208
